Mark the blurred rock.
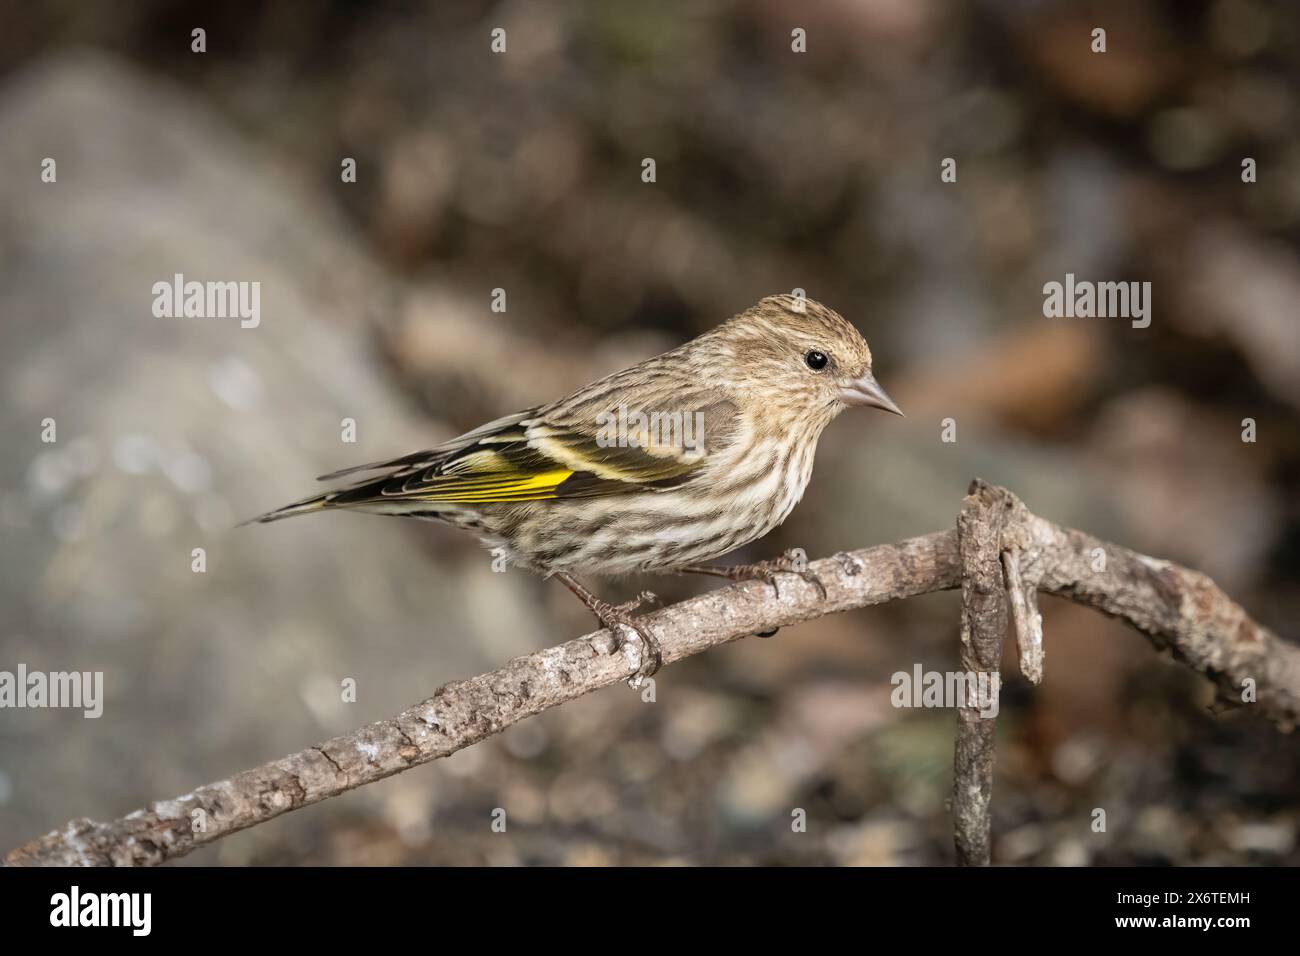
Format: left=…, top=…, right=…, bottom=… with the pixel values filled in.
left=0, top=52, right=548, bottom=855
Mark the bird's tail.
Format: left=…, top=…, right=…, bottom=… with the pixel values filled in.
left=238, top=491, right=337, bottom=526
left=240, top=478, right=458, bottom=527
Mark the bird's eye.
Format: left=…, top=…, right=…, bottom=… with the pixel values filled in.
left=805, top=350, right=829, bottom=371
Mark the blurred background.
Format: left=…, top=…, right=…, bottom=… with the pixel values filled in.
left=1, top=0, right=1298, bottom=865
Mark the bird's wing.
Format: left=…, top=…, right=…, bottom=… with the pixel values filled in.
left=314, top=409, right=538, bottom=482
left=320, top=393, right=739, bottom=508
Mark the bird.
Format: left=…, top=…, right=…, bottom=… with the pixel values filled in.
left=248, top=294, right=903, bottom=679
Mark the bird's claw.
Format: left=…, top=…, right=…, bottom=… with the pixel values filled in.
left=755, top=548, right=828, bottom=600
left=614, top=590, right=658, bottom=615
left=592, top=600, right=662, bottom=683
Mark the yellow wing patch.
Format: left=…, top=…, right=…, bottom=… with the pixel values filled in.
left=405, top=468, right=575, bottom=503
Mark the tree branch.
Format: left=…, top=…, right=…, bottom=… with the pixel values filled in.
left=5, top=482, right=1297, bottom=867
left=953, top=480, right=1011, bottom=866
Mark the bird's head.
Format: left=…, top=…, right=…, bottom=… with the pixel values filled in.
left=705, top=294, right=903, bottom=424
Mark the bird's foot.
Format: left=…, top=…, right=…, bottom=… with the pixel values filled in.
left=681, top=547, right=827, bottom=601
left=553, top=574, right=662, bottom=685
left=590, top=598, right=662, bottom=682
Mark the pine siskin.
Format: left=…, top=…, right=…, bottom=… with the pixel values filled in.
left=250, top=294, right=902, bottom=675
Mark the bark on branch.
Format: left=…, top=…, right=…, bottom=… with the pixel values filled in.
left=6, top=482, right=1297, bottom=867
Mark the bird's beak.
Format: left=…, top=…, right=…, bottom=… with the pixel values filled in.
left=840, top=372, right=904, bottom=416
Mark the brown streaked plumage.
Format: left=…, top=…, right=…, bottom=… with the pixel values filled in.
left=250, top=294, right=902, bottom=676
